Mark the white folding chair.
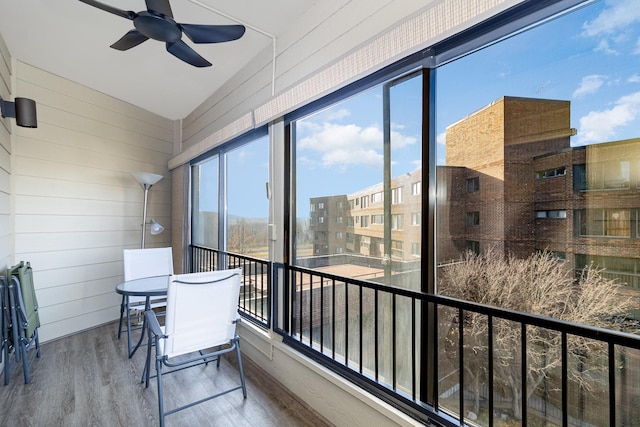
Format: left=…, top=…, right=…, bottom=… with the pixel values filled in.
left=118, top=247, right=173, bottom=357
left=143, top=269, right=247, bottom=427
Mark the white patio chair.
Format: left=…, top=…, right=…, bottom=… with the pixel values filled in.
left=118, top=247, right=173, bottom=357
left=143, top=269, right=246, bottom=427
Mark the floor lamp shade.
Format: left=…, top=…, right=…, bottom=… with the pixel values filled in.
left=150, top=219, right=165, bottom=235
left=132, top=172, right=164, bottom=248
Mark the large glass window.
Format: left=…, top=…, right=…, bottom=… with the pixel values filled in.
left=226, top=135, right=269, bottom=257
left=436, top=1, right=640, bottom=424
left=191, top=130, right=269, bottom=258
left=191, top=156, right=219, bottom=248
left=292, top=73, right=422, bottom=287
left=290, top=71, right=423, bottom=399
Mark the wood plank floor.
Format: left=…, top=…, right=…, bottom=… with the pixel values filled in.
left=0, top=322, right=334, bottom=427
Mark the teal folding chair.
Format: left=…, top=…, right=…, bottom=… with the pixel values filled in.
left=143, top=269, right=247, bottom=427
left=5, top=262, right=41, bottom=384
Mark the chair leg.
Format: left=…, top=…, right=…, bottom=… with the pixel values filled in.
left=143, top=333, right=154, bottom=387
left=156, top=358, right=165, bottom=427
left=235, top=340, right=247, bottom=398
left=117, top=295, right=126, bottom=339
left=20, top=343, right=29, bottom=384
left=3, top=342, right=9, bottom=386
left=125, top=298, right=134, bottom=358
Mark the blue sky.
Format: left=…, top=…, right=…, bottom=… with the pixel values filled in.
left=206, top=0, right=640, bottom=219
left=437, top=0, right=640, bottom=155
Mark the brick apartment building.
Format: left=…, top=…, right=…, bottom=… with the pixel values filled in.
left=309, top=96, right=640, bottom=291
left=309, top=168, right=422, bottom=263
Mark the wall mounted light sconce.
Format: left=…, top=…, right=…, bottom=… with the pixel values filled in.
left=0, top=97, right=38, bottom=128
left=131, top=172, right=164, bottom=248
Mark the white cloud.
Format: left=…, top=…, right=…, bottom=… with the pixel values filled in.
left=581, top=0, right=640, bottom=37
left=629, top=73, right=640, bottom=83
left=437, top=131, right=447, bottom=145
left=298, top=121, right=416, bottom=169
left=575, top=90, right=640, bottom=144
left=594, top=39, right=620, bottom=55
left=573, top=75, right=607, bottom=98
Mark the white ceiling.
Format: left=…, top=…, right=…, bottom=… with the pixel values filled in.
left=0, top=0, right=319, bottom=120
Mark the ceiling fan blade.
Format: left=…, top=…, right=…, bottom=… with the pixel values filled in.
left=166, top=40, right=212, bottom=67
left=110, top=30, right=149, bottom=51
left=145, top=0, right=174, bottom=18
left=180, top=24, right=246, bottom=44
left=78, top=0, right=135, bottom=20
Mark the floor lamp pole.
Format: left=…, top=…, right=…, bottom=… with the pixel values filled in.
left=141, top=183, right=151, bottom=249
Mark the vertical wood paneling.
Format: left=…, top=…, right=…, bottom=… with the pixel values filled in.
left=11, top=61, right=176, bottom=342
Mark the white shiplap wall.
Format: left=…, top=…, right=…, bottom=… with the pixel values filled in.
left=11, top=61, right=175, bottom=342
left=0, top=35, right=12, bottom=274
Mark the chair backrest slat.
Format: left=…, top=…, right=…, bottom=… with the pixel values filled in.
left=123, top=248, right=174, bottom=281
left=163, top=269, right=242, bottom=359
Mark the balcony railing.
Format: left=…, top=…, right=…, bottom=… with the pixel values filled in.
left=190, top=245, right=270, bottom=328
left=275, top=264, right=640, bottom=427
left=186, top=248, right=640, bottom=425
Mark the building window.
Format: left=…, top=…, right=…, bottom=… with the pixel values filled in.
left=391, top=240, right=403, bottom=258
left=535, top=166, right=566, bottom=179
left=360, top=196, right=369, bottom=208
left=371, top=191, right=383, bottom=203
left=360, top=216, right=369, bottom=227
left=391, top=187, right=403, bottom=204
left=574, top=161, right=631, bottom=191
left=336, top=232, right=343, bottom=239
left=318, top=202, right=324, bottom=209
left=577, top=209, right=630, bottom=237
left=466, top=240, right=480, bottom=255
left=336, top=216, right=343, bottom=224
left=392, top=214, right=403, bottom=230
left=318, top=217, right=324, bottom=224
left=411, top=242, right=421, bottom=256
left=411, top=212, right=421, bottom=226
left=466, top=177, right=479, bottom=193
left=466, top=211, right=480, bottom=226
left=310, top=203, right=316, bottom=212
left=536, top=210, right=567, bottom=219
left=412, top=181, right=421, bottom=196
left=371, top=214, right=384, bottom=225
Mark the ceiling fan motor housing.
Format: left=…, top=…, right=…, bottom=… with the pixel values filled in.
left=134, top=11, right=181, bottom=42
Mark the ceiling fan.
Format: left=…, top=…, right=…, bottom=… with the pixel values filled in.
left=78, top=0, right=246, bottom=67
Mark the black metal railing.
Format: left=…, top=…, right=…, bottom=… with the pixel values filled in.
left=190, top=245, right=271, bottom=328
left=276, top=264, right=640, bottom=427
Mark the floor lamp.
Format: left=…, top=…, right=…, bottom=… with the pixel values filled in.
left=132, top=172, right=164, bottom=248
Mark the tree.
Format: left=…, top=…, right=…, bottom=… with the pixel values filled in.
left=227, top=218, right=258, bottom=254
left=438, top=248, right=633, bottom=421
